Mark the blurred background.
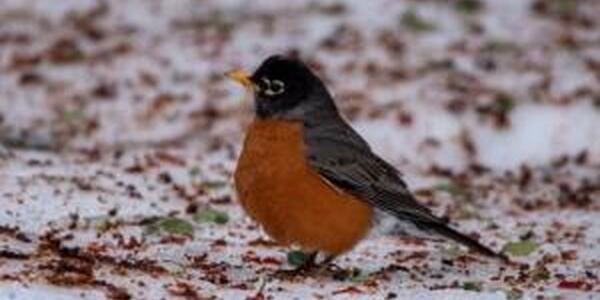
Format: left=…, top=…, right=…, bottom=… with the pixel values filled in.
left=1, top=0, right=598, bottom=170
left=0, top=0, right=598, bottom=299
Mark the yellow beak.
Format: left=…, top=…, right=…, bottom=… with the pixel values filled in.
left=225, top=70, right=255, bottom=90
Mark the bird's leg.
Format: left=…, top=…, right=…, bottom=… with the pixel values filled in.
left=315, top=255, right=356, bottom=280
left=272, top=251, right=318, bottom=279
left=295, top=251, right=319, bottom=272
left=316, top=254, right=336, bottom=272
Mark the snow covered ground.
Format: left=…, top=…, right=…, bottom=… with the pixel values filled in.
left=0, top=0, right=598, bottom=299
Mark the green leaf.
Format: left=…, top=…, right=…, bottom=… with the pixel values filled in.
left=348, top=268, right=367, bottom=283
left=534, top=0, right=577, bottom=17
left=63, top=109, right=86, bottom=123
left=530, top=263, right=551, bottom=281
left=147, top=218, right=194, bottom=237
left=435, top=182, right=465, bottom=196
left=482, top=40, right=520, bottom=53
left=193, top=209, right=229, bottom=225
left=502, top=288, right=524, bottom=300
left=502, top=240, right=539, bottom=256
left=189, top=167, right=201, bottom=177
left=143, top=223, right=161, bottom=236
left=287, top=250, right=309, bottom=267
left=455, top=0, right=483, bottom=14
left=199, top=180, right=228, bottom=190
left=401, top=9, right=436, bottom=32
left=94, top=218, right=113, bottom=232
left=443, top=244, right=463, bottom=258
left=493, top=93, right=515, bottom=114
left=462, top=281, right=483, bottom=292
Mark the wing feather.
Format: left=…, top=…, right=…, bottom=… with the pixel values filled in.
left=304, top=121, right=507, bottom=261
left=305, top=122, right=441, bottom=224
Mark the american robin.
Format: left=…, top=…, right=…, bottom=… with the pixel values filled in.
left=227, top=55, right=507, bottom=271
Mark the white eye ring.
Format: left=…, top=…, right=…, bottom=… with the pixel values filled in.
left=261, top=78, right=271, bottom=86
left=261, top=77, right=285, bottom=96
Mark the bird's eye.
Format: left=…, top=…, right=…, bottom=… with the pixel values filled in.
left=271, top=80, right=285, bottom=94
left=261, top=77, right=285, bottom=96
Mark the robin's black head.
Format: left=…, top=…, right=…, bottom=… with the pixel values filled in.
left=227, top=55, right=338, bottom=120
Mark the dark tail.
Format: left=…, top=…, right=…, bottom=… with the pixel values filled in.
left=424, top=221, right=509, bottom=263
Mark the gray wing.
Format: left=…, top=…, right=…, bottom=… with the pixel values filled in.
left=305, top=120, right=508, bottom=261
left=304, top=121, right=443, bottom=225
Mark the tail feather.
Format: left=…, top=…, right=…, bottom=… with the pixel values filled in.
left=424, top=221, right=509, bottom=263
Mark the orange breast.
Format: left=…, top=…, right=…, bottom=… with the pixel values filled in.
left=234, top=119, right=373, bottom=255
